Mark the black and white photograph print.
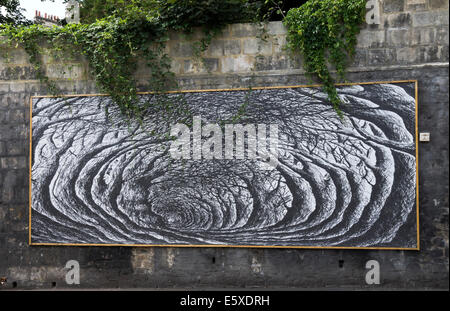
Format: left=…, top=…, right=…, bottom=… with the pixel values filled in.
left=30, top=81, right=419, bottom=249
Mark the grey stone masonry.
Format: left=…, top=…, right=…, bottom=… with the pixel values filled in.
left=0, top=0, right=448, bottom=290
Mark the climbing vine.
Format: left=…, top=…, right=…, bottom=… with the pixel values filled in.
left=1, top=15, right=173, bottom=120
left=0, top=0, right=367, bottom=120
left=283, top=0, right=366, bottom=116
left=0, top=1, right=256, bottom=121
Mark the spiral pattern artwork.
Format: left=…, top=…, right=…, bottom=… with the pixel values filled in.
left=30, top=82, right=419, bottom=248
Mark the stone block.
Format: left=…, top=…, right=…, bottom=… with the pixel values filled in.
left=384, top=13, right=412, bottom=28
left=45, top=63, right=84, bottom=80
left=406, top=0, right=428, bottom=11
left=24, top=82, right=48, bottom=96
left=230, top=23, right=260, bottom=38
left=169, top=59, right=183, bottom=75
left=0, top=124, right=27, bottom=140
left=0, top=157, right=27, bottom=169
left=9, top=83, right=26, bottom=93
left=0, top=141, right=5, bottom=156
left=243, top=38, right=272, bottom=55
left=387, top=29, right=412, bottom=46
left=411, top=28, right=436, bottom=45
left=254, top=55, right=290, bottom=71
left=357, top=30, right=386, bottom=48
left=0, top=83, right=9, bottom=94
left=4, top=49, right=30, bottom=65
left=435, top=26, right=449, bottom=45
left=351, top=49, right=368, bottom=67
left=222, top=40, right=242, bottom=55
left=0, top=93, right=29, bottom=110
left=184, top=58, right=219, bottom=74
left=169, top=42, right=194, bottom=58
left=207, top=40, right=241, bottom=57
left=0, top=65, right=39, bottom=81
left=266, top=22, right=287, bottom=35
left=412, top=11, right=449, bottom=27
left=0, top=109, right=24, bottom=124
left=221, top=55, right=254, bottom=73
left=6, top=140, right=27, bottom=156
left=368, top=48, right=396, bottom=66
left=418, top=45, right=443, bottom=62
left=429, top=0, right=449, bottom=9
left=383, top=0, right=405, bottom=13
left=273, top=35, right=287, bottom=54
left=396, top=47, right=419, bottom=63
left=440, top=45, right=449, bottom=62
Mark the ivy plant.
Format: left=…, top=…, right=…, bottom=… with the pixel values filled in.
left=0, top=0, right=367, bottom=121
left=1, top=13, right=174, bottom=120
left=0, top=0, right=258, bottom=121
left=283, top=0, right=366, bottom=116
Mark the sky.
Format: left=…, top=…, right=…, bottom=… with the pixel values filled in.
left=19, top=0, right=67, bottom=20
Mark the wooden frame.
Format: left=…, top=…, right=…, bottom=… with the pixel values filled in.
left=28, top=80, right=420, bottom=250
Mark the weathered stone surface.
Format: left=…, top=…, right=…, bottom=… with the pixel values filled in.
left=254, top=55, right=290, bottom=71
left=0, top=109, right=24, bottom=124
left=411, top=28, right=436, bottom=45
left=243, top=38, right=272, bottom=55
left=435, top=26, right=449, bottom=45
left=352, top=49, right=368, bottom=67
left=0, top=83, right=9, bottom=94
left=266, top=21, right=286, bottom=35
left=207, top=39, right=241, bottom=57
left=368, top=48, right=397, bottom=65
left=406, top=0, right=428, bottom=11
left=5, top=140, right=27, bottom=156
left=0, top=157, right=27, bottom=170
left=183, top=58, right=219, bottom=74
left=412, top=10, right=449, bottom=27
left=396, top=47, right=419, bottom=63
left=273, top=35, right=287, bottom=54
left=169, top=42, right=194, bottom=58
left=45, top=63, right=85, bottom=80
left=387, top=29, right=412, bottom=46
left=0, top=141, right=5, bottom=156
left=0, top=66, right=39, bottom=81
left=230, top=23, right=261, bottom=38
left=384, top=12, right=413, bottom=28
left=221, top=55, right=255, bottom=73
left=358, top=30, right=386, bottom=48
left=9, top=83, right=26, bottom=93
left=383, top=0, right=405, bottom=13
left=429, top=0, right=449, bottom=9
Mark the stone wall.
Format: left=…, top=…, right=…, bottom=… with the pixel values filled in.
left=0, top=0, right=448, bottom=289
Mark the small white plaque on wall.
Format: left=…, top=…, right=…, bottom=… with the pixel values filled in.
left=419, top=132, right=431, bottom=142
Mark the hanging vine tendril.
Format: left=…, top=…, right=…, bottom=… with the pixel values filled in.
left=283, top=0, right=366, bottom=117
